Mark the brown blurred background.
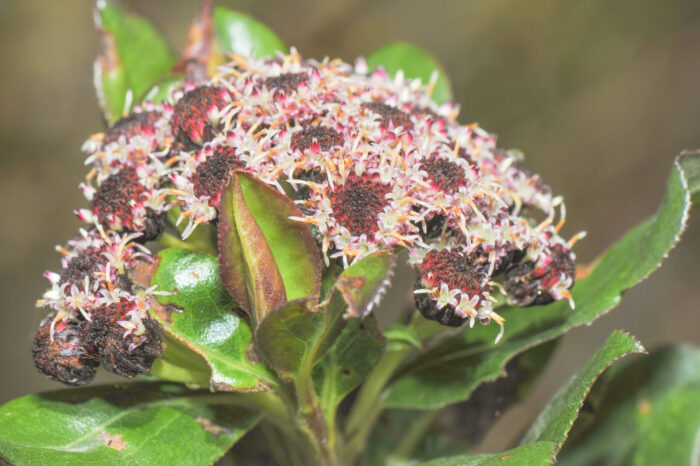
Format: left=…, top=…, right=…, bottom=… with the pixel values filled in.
left=1, top=0, right=698, bottom=453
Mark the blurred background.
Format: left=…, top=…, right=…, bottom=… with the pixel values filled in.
left=0, top=0, right=698, bottom=453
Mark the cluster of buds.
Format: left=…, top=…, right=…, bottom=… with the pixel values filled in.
left=35, top=49, right=581, bottom=384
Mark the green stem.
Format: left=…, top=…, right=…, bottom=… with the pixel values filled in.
left=343, top=348, right=410, bottom=463
left=157, top=232, right=197, bottom=250
left=387, top=410, right=439, bottom=465
left=295, top=368, right=339, bottom=466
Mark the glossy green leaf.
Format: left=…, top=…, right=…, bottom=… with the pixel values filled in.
left=150, top=248, right=276, bottom=392
left=335, top=251, right=395, bottom=318
left=218, top=172, right=322, bottom=321
left=558, top=344, right=700, bottom=466
left=384, top=151, right=699, bottom=409
left=213, top=7, right=286, bottom=59
left=420, top=441, right=556, bottom=466
left=521, top=331, right=645, bottom=456
left=95, top=1, right=177, bottom=122
left=0, top=382, right=261, bottom=466
left=368, top=41, right=452, bottom=105
left=314, top=316, right=385, bottom=419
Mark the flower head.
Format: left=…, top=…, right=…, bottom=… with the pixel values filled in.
left=36, top=49, right=582, bottom=384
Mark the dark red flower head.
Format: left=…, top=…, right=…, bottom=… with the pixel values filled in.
left=330, top=174, right=391, bottom=236
left=172, top=85, right=230, bottom=148
left=191, top=145, right=244, bottom=206
left=103, top=111, right=161, bottom=147
left=87, top=299, right=165, bottom=378
left=505, top=244, right=576, bottom=306
left=32, top=315, right=99, bottom=386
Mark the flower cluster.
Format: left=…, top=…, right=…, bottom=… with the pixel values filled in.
left=36, top=49, right=581, bottom=384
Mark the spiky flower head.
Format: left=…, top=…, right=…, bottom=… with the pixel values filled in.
left=36, top=48, right=583, bottom=383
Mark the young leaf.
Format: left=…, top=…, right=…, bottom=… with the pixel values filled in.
left=520, top=331, right=645, bottom=456
left=213, top=7, right=286, bottom=58
left=255, top=293, right=349, bottom=382
left=558, top=344, right=700, bottom=466
left=367, top=41, right=453, bottom=105
left=149, top=248, right=277, bottom=392
left=94, top=1, right=177, bottom=122
left=335, top=251, right=395, bottom=318
left=0, top=382, right=261, bottom=465
left=420, top=441, right=557, bottom=466
left=384, top=150, right=700, bottom=409
left=314, top=316, right=386, bottom=419
left=217, top=172, right=322, bottom=321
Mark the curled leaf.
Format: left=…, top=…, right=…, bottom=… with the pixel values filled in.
left=217, top=172, right=322, bottom=321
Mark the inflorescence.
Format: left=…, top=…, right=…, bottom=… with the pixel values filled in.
left=35, top=49, right=583, bottom=385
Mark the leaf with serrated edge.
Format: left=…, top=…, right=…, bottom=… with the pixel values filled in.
left=150, top=248, right=276, bottom=392
left=420, top=441, right=556, bottom=466
left=336, top=251, right=395, bottom=318
left=558, top=344, right=700, bottom=466
left=0, top=382, right=261, bottom=466
left=521, top=330, right=645, bottom=457
left=213, top=7, right=286, bottom=59
left=95, top=1, right=177, bottom=122
left=367, top=41, right=453, bottom=105
left=384, top=151, right=699, bottom=409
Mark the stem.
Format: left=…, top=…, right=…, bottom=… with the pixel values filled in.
left=387, top=410, right=439, bottom=465
left=157, top=232, right=196, bottom=250
left=295, top=368, right=340, bottom=466
left=343, top=348, right=410, bottom=463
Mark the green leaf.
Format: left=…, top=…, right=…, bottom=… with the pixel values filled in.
left=0, top=382, right=261, bottom=466
left=384, top=151, right=700, bottom=409
left=314, top=316, right=385, bottom=419
left=95, top=1, right=177, bottom=122
left=213, top=7, right=286, bottom=59
left=138, top=74, right=184, bottom=105
left=335, top=251, right=395, bottom=318
left=558, top=344, right=700, bottom=466
left=254, top=295, right=346, bottom=382
left=384, top=324, right=422, bottom=351
left=367, top=41, right=453, bottom=105
left=150, top=248, right=276, bottom=392
left=217, top=172, right=322, bottom=321
left=365, top=342, right=559, bottom=465
left=420, top=441, right=557, bottom=466
left=521, top=330, right=645, bottom=456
